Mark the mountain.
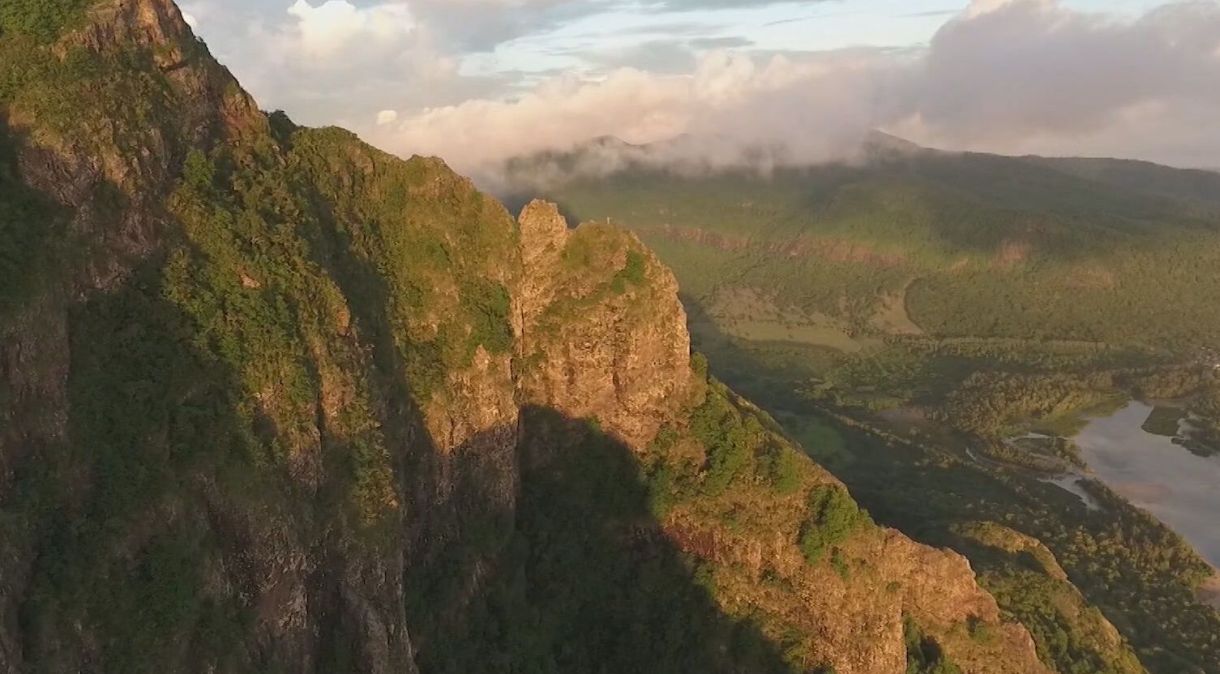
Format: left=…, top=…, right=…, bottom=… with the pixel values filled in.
left=508, top=136, right=1220, bottom=350
left=0, top=2, right=1071, bottom=673
left=505, top=135, right=1220, bottom=438
left=505, top=138, right=1220, bottom=672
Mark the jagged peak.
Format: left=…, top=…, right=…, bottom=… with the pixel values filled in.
left=70, top=0, right=194, bottom=52
left=57, top=0, right=265, bottom=141
left=518, top=200, right=569, bottom=250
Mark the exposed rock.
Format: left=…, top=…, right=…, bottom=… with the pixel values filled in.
left=517, top=202, right=692, bottom=449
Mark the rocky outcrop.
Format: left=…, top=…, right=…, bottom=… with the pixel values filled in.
left=515, top=199, right=569, bottom=338
left=659, top=435, right=1050, bottom=674
left=517, top=200, right=692, bottom=449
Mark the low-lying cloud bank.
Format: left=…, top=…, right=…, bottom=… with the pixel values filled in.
left=366, top=0, right=1220, bottom=174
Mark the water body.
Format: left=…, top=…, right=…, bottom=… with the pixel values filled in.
left=1073, top=401, right=1220, bottom=567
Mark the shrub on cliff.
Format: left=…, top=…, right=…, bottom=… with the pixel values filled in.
left=798, top=485, right=869, bottom=564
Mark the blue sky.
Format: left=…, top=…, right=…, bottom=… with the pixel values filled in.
left=183, top=0, right=1220, bottom=170
left=487, top=0, right=1164, bottom=68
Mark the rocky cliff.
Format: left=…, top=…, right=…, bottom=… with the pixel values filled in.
left=2, top=2, right=1049, bottom=672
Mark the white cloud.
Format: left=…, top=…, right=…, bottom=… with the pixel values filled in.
left=964, top=0, right=1051, bottom=19
left=184, top=0, right=1220, bottom=171
left=187, top=0, right=466, bottom=128
left=899, top=0, right=1220, bottom=160
left=372, top=68, right=692, bottom=170
left=283, top=0, right=415, bottom=60
left=367, top=0, right=1220, bottom=172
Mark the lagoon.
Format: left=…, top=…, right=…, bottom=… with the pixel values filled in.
left=1073, top=401, right=1220, bottom=567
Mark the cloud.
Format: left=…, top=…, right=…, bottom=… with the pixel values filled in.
left=367, top=0, right=1220, bottom=172
left=408, top=0, right=608, bottom=53
left=370, top=68, right=693, bottom=172
left=281, top=0, right=416, bottom=60
left=368, top=47, right=906, bottom=182
left=183, top=0, right=479, bottom=128
left=897, top=0, right=1220, bottom=161
left=644, top=0, right=823, bottom=9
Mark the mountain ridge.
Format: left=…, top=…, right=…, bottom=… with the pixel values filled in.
left=0, top=1, right=1071, bottom=673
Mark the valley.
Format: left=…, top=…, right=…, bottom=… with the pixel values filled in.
left=512, top=138, right=1220, bottom=672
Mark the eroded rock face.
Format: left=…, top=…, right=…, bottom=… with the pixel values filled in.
left=1, top=0, right=264, bottom=482
left=661, top=480, right=1050, bottom=674
left=517, top=200, right=569, bottom=307
left=516, top=200, right=692, bottom=450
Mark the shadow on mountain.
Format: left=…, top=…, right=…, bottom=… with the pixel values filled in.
left=0, top=119, right=71, bottom=315
left=3, top=234, right=800, bottom=673
left=405, top=406, right=801, bottom=674
left=8, top=257, right=274, bottom=673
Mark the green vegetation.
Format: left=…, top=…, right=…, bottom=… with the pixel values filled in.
left=645, top=374, right=818, bottom=505
left=798, top=409, right=1217, bottom=673
left=0, top=127, right=63, bottom=314
left=690, top=382, right=759, bottom=496
left=520, top=139, right=1220, bottom=353
left=756, top=439, right=803, bottom=495
left=611, top=248, right=648, bottom=292
left=16, top=263, right=254, bottom=672
left=934, top=371, right=1122, bottom=436
left=1, top=18, right=519, bottom=667
left=953, top=522, right=1146, bottom=674
left=536, top=223, right=660, bottom=334
left=510, top=140, right=1220, bottom=673
left=1142, top=406, right=1185, bottom=437
left=799, top=485, right=868, bottom=564
left=904, top=618, right=963, bottom=674
left=408, top=411, right=801, bottom=674
left=6, top=6, right=1218, bottom=671
left=0, top=0, right=93, bottom=42
left=5, top=19, right=871, bottom=670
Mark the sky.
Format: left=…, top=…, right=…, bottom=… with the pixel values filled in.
left=181, top=0, right=1220, bottom=173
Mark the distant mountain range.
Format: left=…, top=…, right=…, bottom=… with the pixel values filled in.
left=504, top=133, right=1220, bottom=352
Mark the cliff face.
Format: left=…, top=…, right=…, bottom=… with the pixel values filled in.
left=2, top=2, right=1047, bottom=673
left=516, top=200, right=692, bottom=448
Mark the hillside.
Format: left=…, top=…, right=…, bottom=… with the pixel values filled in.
left=0, top=2, right=1071, bottom=673
left=507, top=135, right=1220, bottom=346
left=506, top=136, right=1220, bottom=445
left=506, top=139, right=1220, bottom=672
